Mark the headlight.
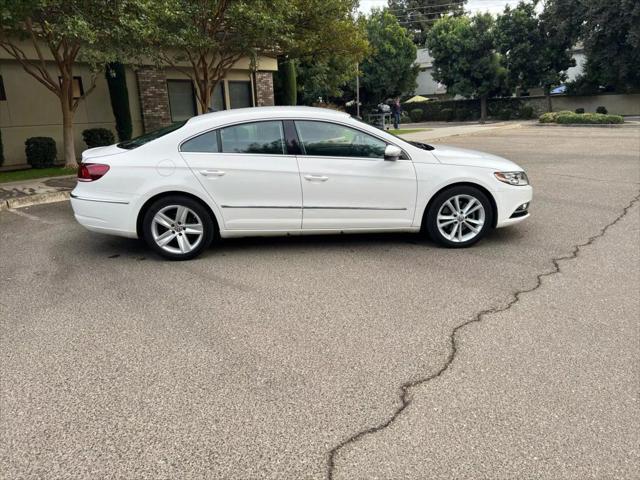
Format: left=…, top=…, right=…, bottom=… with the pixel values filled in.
left=494, top=171, right=529, bottom=186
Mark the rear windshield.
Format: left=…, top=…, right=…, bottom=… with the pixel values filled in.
left=117, top=121, right=187, bottom=150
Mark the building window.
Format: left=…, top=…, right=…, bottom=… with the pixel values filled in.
left=228, top=81, right=253, bottom=109
left=0, top=76, right=6, bottom=101
left=211, top=82, right=226, bottom=111
left=167, top=80, right=196, bottom=122
left=58, top=76, right=84, bottom=98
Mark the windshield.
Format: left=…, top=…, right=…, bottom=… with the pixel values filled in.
left=117, top=121, right=187, bottom=150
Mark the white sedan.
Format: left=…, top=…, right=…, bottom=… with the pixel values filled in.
left=71, top=107, right=532, bottom=260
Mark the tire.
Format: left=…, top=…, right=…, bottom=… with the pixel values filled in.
left=425, top=185, right=494, bottom=248
left=142, top=195, right=215, bottom=260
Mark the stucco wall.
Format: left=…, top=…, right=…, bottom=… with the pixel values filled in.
left=547, top=94, right=640, bottom=116
left=0, top=61, right=127, bottom=168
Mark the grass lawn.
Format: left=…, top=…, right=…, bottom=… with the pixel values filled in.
left=0, top=166, right=76, bottom=184
left=387, top=128, right=430, bottom=135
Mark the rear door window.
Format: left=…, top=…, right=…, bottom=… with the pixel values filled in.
left=219, top=121, right=285, bottom=155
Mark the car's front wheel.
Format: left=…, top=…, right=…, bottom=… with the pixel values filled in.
left=425, top=186, right=493, bottom=248
left=142, top=195, right=215, bottom=260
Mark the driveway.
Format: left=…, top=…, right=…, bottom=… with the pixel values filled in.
left=1, top=125, right=638, bottom=479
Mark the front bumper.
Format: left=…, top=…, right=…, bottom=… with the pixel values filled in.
left=494, top=185, right=533, bottom=228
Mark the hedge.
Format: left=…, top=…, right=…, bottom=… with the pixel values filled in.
left=25, top=137, right=57, bottom=168
left=539, top=111, right=624, bottom=124
left=82, top=128, right=115, bottom=148
left=401, top=97, right=535, bottom=122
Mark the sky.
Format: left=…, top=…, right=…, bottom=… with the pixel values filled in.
left=358, top=0, right=522, bottom=15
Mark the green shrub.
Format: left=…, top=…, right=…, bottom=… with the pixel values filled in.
left=539, top=110, right=572, bottom=123
left=596, top=105, right=608, bottom=114
left=82, top=128, right=115, bottom=148
left=556, top=112, right=624, bottom=124
left=519, top=104, right=535, bottom=119
left=400, top=111, right=411, bottom=123
left=25, top=137, right=57, bottom=168
left=0, top=130, right=4, bottom=167
left=498, top=109, right=512, bottom=120
left=575, top=108, right=585, bottom=114
left=455, top=108, right=470, bottom=121
left=441, top=108, right=454, bottom=121
left=409, top=108, right=423, bottom=122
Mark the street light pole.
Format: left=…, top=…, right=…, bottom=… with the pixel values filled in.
left=356, top=62, right=360, bottom=118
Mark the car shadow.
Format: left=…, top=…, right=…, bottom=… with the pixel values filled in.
left=79, top=225, right=525, bottom=261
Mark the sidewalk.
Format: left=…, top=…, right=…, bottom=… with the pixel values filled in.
left=0, top=175, right=76, bottom=210
left=397, top=120, right=526, bottom=142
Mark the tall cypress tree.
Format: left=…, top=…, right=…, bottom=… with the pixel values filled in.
left=105, top=62, right=133, bottom=141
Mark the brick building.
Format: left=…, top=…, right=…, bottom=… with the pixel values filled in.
left=0, top=45, right=277, bottom=169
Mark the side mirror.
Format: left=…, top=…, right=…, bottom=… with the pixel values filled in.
left=384, top=144, right=402, bottom=161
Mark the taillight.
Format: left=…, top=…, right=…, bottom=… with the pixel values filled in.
left=78, top=163, right=110, bottom=182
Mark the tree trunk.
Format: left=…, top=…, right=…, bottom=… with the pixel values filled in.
left=544, top=86, right=552, bottom=113
left=60, top=92, right=77, bottom=168
left=480, top=95, right=487, bottom=124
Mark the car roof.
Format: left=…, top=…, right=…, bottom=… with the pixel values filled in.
left=185, top=106, right=351, bottom=128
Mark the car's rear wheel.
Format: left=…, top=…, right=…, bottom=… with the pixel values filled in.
left=143, top=195, right=214, bottom=260
left=425, top=186, right=493, bottom=248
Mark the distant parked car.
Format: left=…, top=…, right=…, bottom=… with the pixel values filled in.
left=71, top=107, right=532, bottom=260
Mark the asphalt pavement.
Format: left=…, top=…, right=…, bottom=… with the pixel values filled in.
left=1, top=125, right=638, bottom=479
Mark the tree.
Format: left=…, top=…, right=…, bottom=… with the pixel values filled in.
left=496, top=1, right=575, bottom=111
left=579, top=0, right=640, bottom=91
left=152, top=0, right=367, bottom=114
left=295, top=55, right=359, bottom=105
left=276, top=0, right=367, bottom=106
left=357, top=10, right=418, bottom=107
left=388, top=0, right=466, bottom=45
left=105, top=62, right=133, bottom=141
left=0, top=0, right=135, bottom=167
left=427, top=13, right=506, bottom=122
left=150, top=0, right=287, bottom=114
left=275, top=58, right=298, bottom=106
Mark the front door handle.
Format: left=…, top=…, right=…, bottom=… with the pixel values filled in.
left=200, top=169, right=226, bottom=177
left=303, top=174, right=329, bottom=182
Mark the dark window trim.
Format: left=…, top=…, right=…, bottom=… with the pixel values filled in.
left=167, top=79, right=197, bottom=122
left=283, top=120, right=302, bottom=155
left=0, top=75, right=6, bottom=101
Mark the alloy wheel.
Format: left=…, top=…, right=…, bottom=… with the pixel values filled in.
left=151, top=205, right=204, bottom=255
left=436, top=194, right=486, bottom=243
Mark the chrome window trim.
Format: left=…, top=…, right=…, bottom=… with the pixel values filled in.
left=178, top=117, right=411, bottom=160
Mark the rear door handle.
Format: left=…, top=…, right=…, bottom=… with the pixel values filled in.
left=200, top=169, right=226, bottom=177
left=303, top=174, right=329, bottom=182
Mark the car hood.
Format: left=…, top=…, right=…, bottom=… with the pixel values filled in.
left=431, top=145, right=523, bottom=171
left=81, top=144, right=127, bottom=161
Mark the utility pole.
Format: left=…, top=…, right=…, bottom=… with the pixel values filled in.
left=356, top=62, right=360, bottom=118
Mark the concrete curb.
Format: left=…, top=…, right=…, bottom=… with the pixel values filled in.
left=0, top=191, right=70, bottom=211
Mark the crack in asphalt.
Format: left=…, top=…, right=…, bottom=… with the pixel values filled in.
left=326, top=192, right=640, bottom=480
